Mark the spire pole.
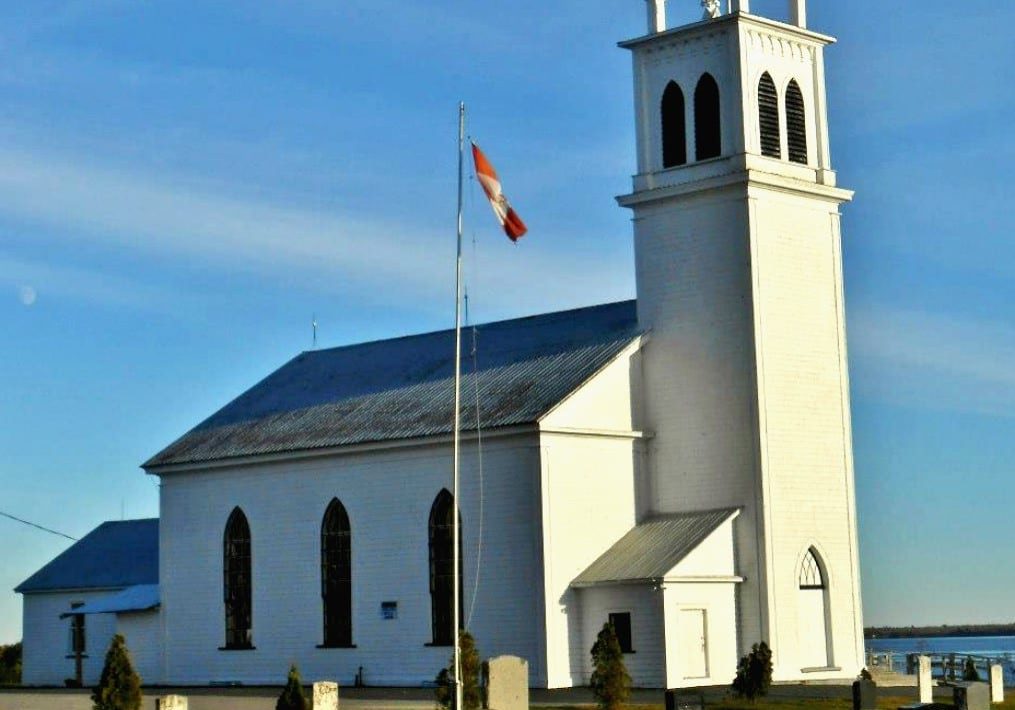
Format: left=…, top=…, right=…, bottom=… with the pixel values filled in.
left=452, top=100, right=465, bottom=710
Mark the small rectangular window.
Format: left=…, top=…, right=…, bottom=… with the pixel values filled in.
left=609, top=612, right=633, bottom=654
left=381, top=601, right=398, bottom=620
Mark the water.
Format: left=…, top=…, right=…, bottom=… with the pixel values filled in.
left=865, top=635, right=1015, bottom=683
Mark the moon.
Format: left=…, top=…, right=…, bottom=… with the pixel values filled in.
left=19, top=285, right=37, bottom=306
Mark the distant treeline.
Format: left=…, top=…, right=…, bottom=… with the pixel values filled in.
left=865, top=624, right=1015, bottom=639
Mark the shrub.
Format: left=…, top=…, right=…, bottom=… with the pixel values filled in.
left=91, top=634, right=142, bottom=710
left=434, top=631, right=482, bottom=710
left=276, top=664, right=310, bottom=710
left=590, top=622, right=631, bottom=710
left=731, top=641, right=773, bottom=701
left=963, top=658, right=980, bottom=682
left=0, top=642, right=21, bottom=684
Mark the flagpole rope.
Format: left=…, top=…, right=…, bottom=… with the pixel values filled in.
left=464, top=141, right=485, bottom=629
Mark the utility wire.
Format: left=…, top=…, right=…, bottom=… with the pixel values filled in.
left=0, top=510, right=77, bottom=541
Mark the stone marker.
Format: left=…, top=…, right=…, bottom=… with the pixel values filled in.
left=954, top=681, right=990, bottom=710
left=990, top=665, right=1004, bottom=704
left=313, top=681, right=339, bottom=710
left=156, top=696, right=187, bottom=710
left=918, top=655, right=933, bottom=704
left=485, top=655, right=527, bottom=710
left=852, top=678, right=877, bottom=710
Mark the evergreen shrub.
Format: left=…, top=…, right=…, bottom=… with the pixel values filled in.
left=276, top=664, right=310, bottom=710
left=590, top=622, right=631, bottom=710
left=91, top=634, right=142, bottom=710
left=731, top=641, right=773, bottom=701
left=434, top=631, right=482, bottom=710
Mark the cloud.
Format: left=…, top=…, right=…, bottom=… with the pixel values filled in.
left=0, top=144, right=632, bottom=318
left=850, top=307, right=1015, bottom=417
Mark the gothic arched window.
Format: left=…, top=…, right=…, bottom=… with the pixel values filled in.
left=694, top=73, right=721, bottom=161
left=223, top=507, right=252, bottom=649
left=321, top=498, right=352, bottom=647
left=429, top=489, right=463, bottom=646
left=758, top=72, right=781, bottom=158
left=661, top=81, right=687, bottom=168
left=785, top=79, right=808, bottom=164
left=798, top=547, right=830, bottom=667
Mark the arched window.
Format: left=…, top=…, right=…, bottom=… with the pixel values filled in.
left=785, top=79, right=808, bottom=164
left=661, top=81, right=687, bottom=168
left=758, top=72, right=781, bottom=158
left=321, top=498, right=352, bottom=647
left=798, top=547, right=830, bottom=667
left=694, top=73, right=721, bottom=161
left=429, top=489, right=463, bottom=646
left=223, top=507, right=252, bottom=649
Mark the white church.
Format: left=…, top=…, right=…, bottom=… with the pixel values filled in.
left=17, top=0, right=865, bottom=689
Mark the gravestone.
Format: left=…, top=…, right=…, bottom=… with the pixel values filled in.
left=313, top=681, right=339, bottom=710
left=156, top=696, right=187, bottom=710
left=990, top=665, right=1004, bottom=704
left=918, top=655, right=933, bottom=704
left=954, top=681, right=990, bottom=710
left=485, top=655, right=527, bottom=710
left=853, top=678, right=878, bottom=710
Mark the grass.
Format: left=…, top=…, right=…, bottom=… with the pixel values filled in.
left=533, top=690, right=1015, bottom=710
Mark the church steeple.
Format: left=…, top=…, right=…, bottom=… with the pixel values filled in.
left=626, top=0, right=837, bottom=192
left=619, top=0, right=864, bottom=683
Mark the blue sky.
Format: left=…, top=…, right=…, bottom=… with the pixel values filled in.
left=1, top=0, right=1013, bottom=644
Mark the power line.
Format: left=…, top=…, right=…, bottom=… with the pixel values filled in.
left=0, top=510, right=77, bottom=541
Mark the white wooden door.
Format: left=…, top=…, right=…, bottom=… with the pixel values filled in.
left=678, top=608, right=709, bottom=679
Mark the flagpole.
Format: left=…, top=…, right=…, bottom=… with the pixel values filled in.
left=452, top=100, right=465, bottom=710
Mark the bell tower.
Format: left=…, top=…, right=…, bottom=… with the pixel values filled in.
left=620, top=0, right=864, bottom=680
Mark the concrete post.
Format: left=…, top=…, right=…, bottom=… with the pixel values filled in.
left=313, top=682, right=339, bottom=710
left=156, top=696, right=187, bottom=710
left=918, top=655, right=934, bottom=704
left=990, top=665, right=1004, bottom=704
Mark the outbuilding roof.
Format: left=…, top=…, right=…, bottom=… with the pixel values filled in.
left=15, top=519, right=159, bottom=594
left=59, top=584, right=160, bottom=616
left=572, top=508, right=740, bottom=587
left=145, top=300, right=641, bottom=469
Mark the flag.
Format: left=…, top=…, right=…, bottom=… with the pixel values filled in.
left=471, top=141, right=527, bottom=242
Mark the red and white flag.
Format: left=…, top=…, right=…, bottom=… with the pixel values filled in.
left=471, top=141, right=527, bottom=242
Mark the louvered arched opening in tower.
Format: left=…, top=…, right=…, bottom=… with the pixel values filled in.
left=321, top=498, right=352, bottom=647
left=428, top=489, right=463, bottom=646
left=223, top=507, right=252, bottom=649
left=661, top=81, right=687, bottom=168
left=758, top=72, right=781, bottom=158
left=798, top=547, right=830, bottom=668
left=786, top=79, right=808, bottom=164
left=694, top=73, right=721, bottom=161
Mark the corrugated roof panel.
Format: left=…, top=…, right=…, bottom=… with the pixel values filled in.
left=145, top=300, right=641, bottom=468
left=572, top=508, right=739, bottom=586
left=15, top=519, right=158, bottom=594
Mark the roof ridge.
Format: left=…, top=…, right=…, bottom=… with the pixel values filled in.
left=301, top=299, right=637, bottom=356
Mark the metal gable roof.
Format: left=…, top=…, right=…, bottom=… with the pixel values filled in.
left=144, top=300, right=642, bottom=469
left=572, top=508, right=740, bottom=587
left=15, top=519, right=158, bottom=594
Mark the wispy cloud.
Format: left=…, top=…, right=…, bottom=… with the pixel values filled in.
left=0, top=144, right=631, bottom=317
left=850, top=307, right=1015, bottom=417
